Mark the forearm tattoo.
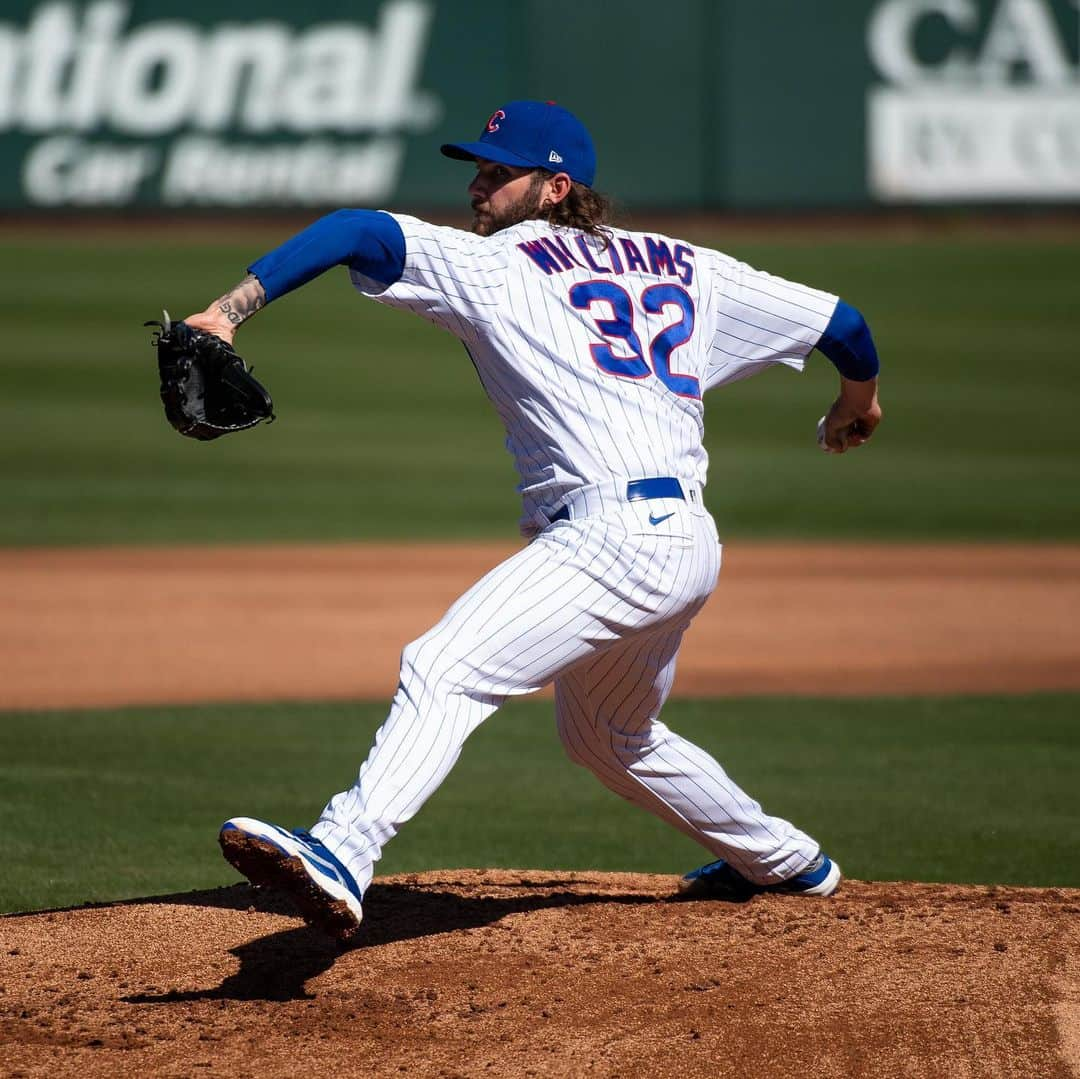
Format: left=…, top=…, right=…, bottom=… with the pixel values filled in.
left=214, top=274, right=266, bottom=326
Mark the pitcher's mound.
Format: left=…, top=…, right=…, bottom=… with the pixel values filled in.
left=2, top=870, right=1078, bottom=1078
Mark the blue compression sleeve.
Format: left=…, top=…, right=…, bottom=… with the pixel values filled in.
left=816, top=299, right=880, bottom=381
left=247, top=209, right=406, bottom=302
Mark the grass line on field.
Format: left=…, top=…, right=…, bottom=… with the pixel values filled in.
left=1, top=693, right=1077, bottom=913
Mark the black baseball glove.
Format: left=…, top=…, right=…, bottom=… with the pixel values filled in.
left=147, top=311, right=274, bottom=441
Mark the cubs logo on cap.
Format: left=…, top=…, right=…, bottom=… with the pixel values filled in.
left=441, top=100, right=596, bottom=187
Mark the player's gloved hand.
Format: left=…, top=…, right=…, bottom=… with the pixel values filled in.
left=147, top=311, right=275, bottom=441
left=817, top=377, right=881, bottom=454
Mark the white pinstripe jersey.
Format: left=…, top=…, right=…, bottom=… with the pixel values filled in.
left=351, top=215, right=837, bottom=533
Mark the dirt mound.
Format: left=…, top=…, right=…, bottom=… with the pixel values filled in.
left=4, top=542, right=1080, bottom=710
left=1, top=871, right=1077, bottom=1078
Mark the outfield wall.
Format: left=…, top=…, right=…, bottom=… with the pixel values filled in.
left=1, top=0, right=1078, bottom=211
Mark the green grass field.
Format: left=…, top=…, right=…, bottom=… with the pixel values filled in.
left=2, top=694, right=1077, bottom=915
left=1, top=228, right=1078, bottom=545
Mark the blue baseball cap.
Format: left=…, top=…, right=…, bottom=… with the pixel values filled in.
left=441, top=100, right=596, bottom=187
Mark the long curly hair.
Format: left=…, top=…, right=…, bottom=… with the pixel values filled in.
left=532, top=170, right=615, bottom=244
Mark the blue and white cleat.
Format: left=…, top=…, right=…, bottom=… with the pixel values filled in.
left=679, top=851, right=841, bottom=900
left=219, top=817, right=364, bottom=941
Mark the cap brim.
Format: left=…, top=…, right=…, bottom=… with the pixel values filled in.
left=440, top=141, right=541, bottom=170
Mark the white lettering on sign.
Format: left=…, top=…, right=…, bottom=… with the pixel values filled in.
left=22, top=135, right=158, bottom=204
left=0, top=0, right=438, bottom=135
left=866, top=0, right=1080, bottom=200
left=111, top=24, right=203, bottom=135
left=868, top=0, right=979, bottom=85
left=868, top=0, right=1077, bottom=84
left=161, top=137, right=404, bottom=205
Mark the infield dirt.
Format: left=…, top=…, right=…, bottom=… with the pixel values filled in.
left=2, top=541, right=1079, bottom=1077
left=4, top=541, right=1080, bottom=709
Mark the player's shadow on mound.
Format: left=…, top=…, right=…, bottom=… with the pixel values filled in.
left=122, top=881, right=659, bottom=1004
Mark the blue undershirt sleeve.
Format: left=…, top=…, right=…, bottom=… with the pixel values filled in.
left=815, top=299, right=880, bottom=381
left=247, top=209, right=407, bottom=303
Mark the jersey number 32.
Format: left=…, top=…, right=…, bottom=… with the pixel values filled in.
left=569, top=280, right=699, bottom=400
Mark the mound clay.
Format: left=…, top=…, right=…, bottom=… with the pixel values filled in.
left=2, top=872, right=1079, bottom=1078
left=2, top=541, right=1079, bottom=1076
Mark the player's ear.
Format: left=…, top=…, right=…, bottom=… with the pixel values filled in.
left=544, top=171, right=572, bottom=207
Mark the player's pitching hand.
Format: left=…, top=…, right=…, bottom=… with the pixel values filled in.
left=818, top=377, right=881, bottom=454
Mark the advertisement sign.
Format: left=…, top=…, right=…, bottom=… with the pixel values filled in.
left=0, top=0, right=441, bottom=207
left=0, top=0, right=1076, bottom=210
left=866, top=0, right=1080, bottom=200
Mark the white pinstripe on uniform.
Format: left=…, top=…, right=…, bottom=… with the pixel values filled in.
left=309, top=217, right=836, bottom=890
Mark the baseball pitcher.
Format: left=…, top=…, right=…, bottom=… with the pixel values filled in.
left=170, top=101, right=881, bottom=940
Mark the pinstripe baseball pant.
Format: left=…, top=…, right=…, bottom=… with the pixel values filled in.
left=309, top=493, right=820, bottom=892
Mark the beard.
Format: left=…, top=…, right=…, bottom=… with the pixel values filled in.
left=471, top=174, right=547, bottom=236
